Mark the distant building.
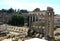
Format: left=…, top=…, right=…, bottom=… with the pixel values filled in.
left=54, top=15, right=60, bottom=26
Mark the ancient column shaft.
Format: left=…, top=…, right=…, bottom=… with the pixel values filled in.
left=44, top=12, right=49, bottom=39
left=49, top=12, right=54, bottom=37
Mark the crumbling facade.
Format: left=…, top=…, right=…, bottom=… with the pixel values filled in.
left=28, top=7, right=54, bottom=41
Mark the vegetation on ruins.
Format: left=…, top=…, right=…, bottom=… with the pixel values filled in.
left=7, top=13, right=26, bottom=26
left=22, top=39, right=25, bottom=41
left=0, top=8, right=29, bottom=26
left=12, top=39, right=18, bottom=41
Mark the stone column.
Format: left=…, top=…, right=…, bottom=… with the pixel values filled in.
left=46, top=7, right=54, bottom=41
left=32, top=15, right=33, bottom=22
left=35, top=15, right=36, bottom=22
left=44, top=12, right=49, bottom=39
left=49, top=12, right=54, bottom=38
left=29, top=15, right=31, bottom=28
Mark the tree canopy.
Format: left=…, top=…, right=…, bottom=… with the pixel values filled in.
left=0, top=8, right=29, bottom=14
left=7, top=8, right=14, bottom=13
left=8, top=13, right=26, bottom=26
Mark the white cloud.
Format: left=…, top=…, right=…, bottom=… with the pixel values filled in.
left=0, top=0, right=60, bottom=14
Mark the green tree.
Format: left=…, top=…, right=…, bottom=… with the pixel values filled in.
left=20, top=10, right=28, bottom=13
left=1, top=9, right=7, bottom=13
left=8, top=13, right=26, bottom=26
left=7, top=8, right=14, bottom=13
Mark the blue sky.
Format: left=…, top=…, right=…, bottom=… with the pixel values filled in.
left=0, top=0, right=60, bottom=14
